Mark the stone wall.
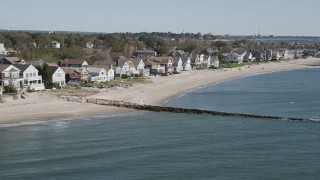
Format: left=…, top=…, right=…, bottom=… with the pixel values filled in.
left=59, top=96, right=307, bottom=122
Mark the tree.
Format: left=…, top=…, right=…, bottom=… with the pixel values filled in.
left=183, top=39, right=198, bottom=53
left=217, top=52, right=226, bottom=64
left=37, top=63, right=53, bottom=89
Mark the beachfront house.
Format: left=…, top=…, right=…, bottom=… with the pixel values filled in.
left=130, top=58, right=149, bottom=76
left=182, top=55, right=192, bottom=71
left=144, top=60, right=165, bottom=76
left=173, top=57, right=183, bottom=73
left=116, top=58, right=131, bottom=77
left=205, top=55, right=211, bottom=68
left=105, top=68, right=114, bottom=81
left=0, top=64, right=23, bottom=90
left=87, top=67, right=107, bottom=82
left=224, top=50, right=246, bottom=64
left=266, top=49, right=273, bottom=60
left=146, top=56, right=173, bottom=75
left=13, top=64, right=45, bottom=91
left=63, top=68, right=82, bottom=84
left=272, top=50, right=281, bottom=60
left=49, top=66, right=66, bottom=87
left=211, top=55, right=220, bottom=68
left=73, top=67, right=90, bottom=82
left=243, top=51, right=254, bottom=62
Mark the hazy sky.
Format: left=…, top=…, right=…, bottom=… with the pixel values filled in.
left=1, top=0, right=320, bottom=36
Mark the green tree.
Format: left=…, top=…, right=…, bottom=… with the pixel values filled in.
left=37, top=63, right=53, bottom=89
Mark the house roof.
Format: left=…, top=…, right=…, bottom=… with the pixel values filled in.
left=88, top=65, right=113, bottom=72
left=131, top=58, right=143, bottom=69
left=126, top=60, right=135, bottom=68
left=244, top=51, right=252, bottom=59
left=144, top=60, right=159, bottom=66
left=232, top=49, right=246, bottom=55
left=146, top=56, right=172, bottom=64
left=61, top=59, right=87, bottom=65
left=62, top=68, right=79, bottom=74
left=13, top=64, right=32, bottom=72
left=87, top=67, right=105, bottom=73
left=49, top=66, right=59, bottom=73
left=3, top=57, right=22, bottom=64
left=26, top=61, right=43, bottom=67
left=117, top=58, right=130, bottom=67
left=0, top=64, right=10, bottom=72
left=172, top=57, right=181, bottom=66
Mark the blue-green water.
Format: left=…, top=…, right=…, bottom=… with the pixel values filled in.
left=1, top=68, right=320, bottom=179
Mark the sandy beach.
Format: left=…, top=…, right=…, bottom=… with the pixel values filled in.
left=1, top=58, right=319, bottom=125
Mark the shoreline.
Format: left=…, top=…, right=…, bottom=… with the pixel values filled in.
left=1, top=58, right=319, bottom=125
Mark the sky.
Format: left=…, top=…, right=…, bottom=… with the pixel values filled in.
left=1, top=0, right=320, bottom=36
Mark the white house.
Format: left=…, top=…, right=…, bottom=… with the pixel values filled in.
left=146, top=56, right=173, bottom=74
left=14, top=64, right=45, bottom=91
left=87, top=67, right=107, bottom=82
left=211, top=56, right=220, bottom=68
left=51, top=41, right=61, bottom=49
left=173, top=57, right=183, bottom=73
left=205, top=55, right=211, bottom=68
left=272, top=50, right=281, bottom=60
left=131, top=58, right=148, bottom=76
left=50, top=66, right=66, bottom=86
left=106, top=68, right=114, bottom=81
left=73, top=67, right=90, bottom=82
left=0, top=64, right=23, bottom=90
left=0, top=43, right=8, bottom=55
left=86, top=42, right=94, bottom=48
left=224, top=50, right=246, bottom=64
left=243, top=52, right=254, bottom=62
left=182, top=56, right=192, bottom=71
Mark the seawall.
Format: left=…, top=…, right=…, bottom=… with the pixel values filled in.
left=60, top=96, right=309, bottom=122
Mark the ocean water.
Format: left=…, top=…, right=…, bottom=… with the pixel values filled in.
left=167, top=67, right=320, bottom=120
left=1, top=68, right=320, bottom=180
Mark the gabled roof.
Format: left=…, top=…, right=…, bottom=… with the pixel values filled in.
left=2, top=57, right=23, bottom=64
left=244, top=51, right=252, bottom=59
left=0, top=64, right=11, bottom=72
left=13, top=64, right=33, bottom=72
left=131, top=58, right=143, bottom=69
left=144, top=60, right=160, bottom=66
left=62, top=68, right=79, bottom=74
left=117, top=58, right=130, bottom=67
left=126, top=60, right=135, bottom=68
left=49, top=66, right=59, bottom=73
left=172, top=57, right=182, bottom=66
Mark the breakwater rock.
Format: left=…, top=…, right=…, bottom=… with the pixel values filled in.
left=60, top=96, right=309, bottom=122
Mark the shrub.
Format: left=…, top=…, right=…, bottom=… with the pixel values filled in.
left=4, top=84, right=17, bottom=94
